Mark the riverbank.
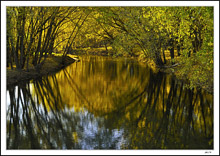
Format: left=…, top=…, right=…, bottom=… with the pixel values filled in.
left=7, top=55, right=76, bottom=87
left=156, top=63, right=213, bottom=94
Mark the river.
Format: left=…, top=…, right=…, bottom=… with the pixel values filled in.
left=6, top=55, right=213, bottom=149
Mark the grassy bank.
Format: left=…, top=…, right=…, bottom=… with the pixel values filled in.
left=7, top=55, right=76, bottom=87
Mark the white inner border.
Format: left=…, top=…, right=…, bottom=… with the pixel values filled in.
left=1, top=1, right=219, bottom=155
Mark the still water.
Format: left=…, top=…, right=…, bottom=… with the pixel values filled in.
left=6, top=55, right=213, bottom=149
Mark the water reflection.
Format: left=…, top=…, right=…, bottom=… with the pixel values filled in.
left=6, top=55, right=213, bottom=149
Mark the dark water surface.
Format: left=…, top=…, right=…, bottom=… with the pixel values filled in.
left=6, top=55, right=213, bottom=149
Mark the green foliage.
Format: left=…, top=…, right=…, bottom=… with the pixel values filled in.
left=90, top=6, right=213, bottom=90
left=6, top=6, right=214, bottom=91
left=6, top=7, right=89, bottom=71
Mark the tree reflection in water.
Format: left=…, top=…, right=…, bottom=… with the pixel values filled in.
left=6, top=56, right=213, bottom=149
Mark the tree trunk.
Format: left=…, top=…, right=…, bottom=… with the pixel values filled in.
left=188, top=50, right=191, bottom=57
left=26, top=56, right=30, bottom=72
left=155, top=50, right=164, bottom=66
left=104, top=42, right=108, bottom=51
left=14, top=36, right=20, bottom=70
left=19, top=8, right=26, bottom=69
left=170, top=47, right=174, bottom=59
left=170, top=47, right=175, bottom=65
left=177, top=45, right=181, bottom=56
left=162, top=48, right=166, bottom=64
left=6, top=39, right=10, bottom=68
left=33, top=29, right=43, bottom=66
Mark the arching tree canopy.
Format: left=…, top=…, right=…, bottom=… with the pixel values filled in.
left=6, top=6, right=213, bottom=90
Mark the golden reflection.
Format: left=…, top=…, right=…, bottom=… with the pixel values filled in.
left=31, top=56, right=151, bottom=115
left=31, top=55, right=213, bottom=148
left=7, top=55, right=213, bottom=149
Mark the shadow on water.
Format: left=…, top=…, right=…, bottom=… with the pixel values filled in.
left=6, top=55, right=213, bottom=149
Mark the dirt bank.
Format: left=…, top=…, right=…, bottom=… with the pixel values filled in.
left=7, top=55, right=76, bottom=87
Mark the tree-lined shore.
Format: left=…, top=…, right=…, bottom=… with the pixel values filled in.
left=6, top=7, right=213, bottom=92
